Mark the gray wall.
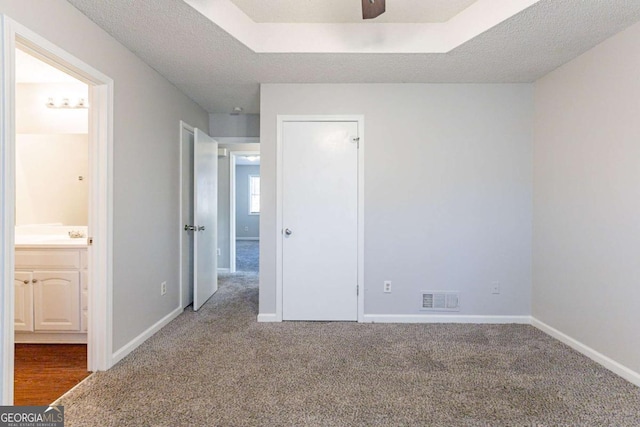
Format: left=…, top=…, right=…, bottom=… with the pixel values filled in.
left=534, top=20, right=640, bottom=373
left=210, top=113, right=259, bottom=137
left=260, top=84, right=533, bottom=317
left=0, top=0, right=210, bottom=351
left=235, top=165, right=260, bottom=239
left=216, top=143, right=260, bottom=269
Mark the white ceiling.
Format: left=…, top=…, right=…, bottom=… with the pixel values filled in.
left=185, top=0, right=540, bottom=54
left=229, top=0, right=477, bottom=23
left=66, top=0, right=640, bottom=114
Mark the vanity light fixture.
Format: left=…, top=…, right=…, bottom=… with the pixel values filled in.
left=45, top=97, right=89, bottom=109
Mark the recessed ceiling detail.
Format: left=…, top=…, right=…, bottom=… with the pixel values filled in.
left=229, top=0, right=477, bottom=24
left=184, top=0, right=541, bottom=53
left=66, top=0, right=640, bottom=114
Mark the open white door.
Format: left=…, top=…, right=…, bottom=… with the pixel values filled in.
left=193, top=128, right=218, bottom=310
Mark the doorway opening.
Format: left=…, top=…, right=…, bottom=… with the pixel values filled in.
left=180, top=123, right=195, bottom=309
left=12, top=47, right=91, bottom=405
left=230, top=151, right=260, bottom=273
left=1, top=16, right=114, bottom=405
left=178, top=123, right=219, bottom=312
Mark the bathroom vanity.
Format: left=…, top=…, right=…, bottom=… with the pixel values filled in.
left=14, top=238, right=88, bottom=344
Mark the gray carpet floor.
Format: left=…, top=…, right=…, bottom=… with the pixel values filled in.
left=236, top=240, right=259, bottom=272
left=57, top=274, right=640, bottom=426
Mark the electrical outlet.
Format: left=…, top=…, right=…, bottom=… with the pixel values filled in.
left=491, top=281, right=500, bottom=295
left=244, top=226, right=249, bottom=232
left=384, top=280, right=392, bottom=293
left=161, top=281, right=167, bottom=296
left=217, top=248, right=221, bottom=256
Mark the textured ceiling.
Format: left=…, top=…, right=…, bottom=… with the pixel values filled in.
left=66, top=0, right=640, bottom=114
left=229, top=0, right=477, bottom=23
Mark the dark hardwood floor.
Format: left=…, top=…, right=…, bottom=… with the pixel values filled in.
left=14, top=344, right=91, bottom=406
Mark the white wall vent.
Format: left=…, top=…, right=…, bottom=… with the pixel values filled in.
left=421, top=291, right=460, bottom=312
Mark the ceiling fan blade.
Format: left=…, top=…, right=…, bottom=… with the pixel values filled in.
left=362, top=0, right=385, bottom=20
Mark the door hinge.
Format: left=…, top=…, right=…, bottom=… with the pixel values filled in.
left=352, top=137, right=360, bottom=148
left=88, top=237, right=94, bottom=245
left=357, top=284, right=359, bottom=296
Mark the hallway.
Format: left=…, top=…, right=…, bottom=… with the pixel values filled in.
left=236, top=240, right=258, bottom=272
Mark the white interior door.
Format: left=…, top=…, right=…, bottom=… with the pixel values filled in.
left=193, top=128, right=218, bottom=310
left=282, top=120, right=359, bottom=321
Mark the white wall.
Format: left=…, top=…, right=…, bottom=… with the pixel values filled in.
left=260, top=84, right=533, bottom=317
left=16, top=82, right=88, bottom=134
left=0, top=1, right=209, bottom=351
left=534, top=21, right=640, bottom=374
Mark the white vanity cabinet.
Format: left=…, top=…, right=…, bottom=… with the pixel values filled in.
left=14, top=272, right=34, bottom=332
left=15, top=246, right=87, bottom=343
left=33, top=271, right=80, bottom=331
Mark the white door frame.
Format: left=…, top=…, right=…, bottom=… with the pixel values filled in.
left=229, top=150, right=260, bottom=273
left=275, top=115, right=365, bottom=322
left=1, top=16, right=114, bottom=404
left=178, top=121, right=195, bottom=309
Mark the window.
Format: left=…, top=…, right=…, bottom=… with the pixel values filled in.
left=249, top=175, right=260, bottom=214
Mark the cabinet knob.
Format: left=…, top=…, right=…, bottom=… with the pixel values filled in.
left=32, top=279, right=38, bottom=283
left=23, top=280, right=29, bottom=284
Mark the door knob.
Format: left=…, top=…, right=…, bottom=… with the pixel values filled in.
left=23, top=280, right=29, bottom=284
left=197, top=226, right=206, bottom=231
left=184, top=225, right=196, bottom=231
left=284, top=228, right=293, bottom=236
left=32, top=279, right=38, bottom=283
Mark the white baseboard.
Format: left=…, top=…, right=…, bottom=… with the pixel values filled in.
left=257, top=313, right=279, bottom=322
left=15, top=332, right=87, bottom=344
left=532, top=317, right=640, bottom=387
left=111, top=306, right=183, bottom=365
left=362, top=314, right=531, bottom=324
left=236, top=237, right=259, bottom=241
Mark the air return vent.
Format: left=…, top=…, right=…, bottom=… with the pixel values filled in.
left=421, top=291, right=460, bottom=312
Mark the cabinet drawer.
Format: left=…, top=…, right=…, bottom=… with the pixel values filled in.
left=15, top=250, right=80, bottom=270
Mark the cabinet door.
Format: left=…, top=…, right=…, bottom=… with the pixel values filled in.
left=81, top=270, right=88, bottom=332
left=33, top=271, right=80, bottom=331
left=14, top=272, right=34, bottom=332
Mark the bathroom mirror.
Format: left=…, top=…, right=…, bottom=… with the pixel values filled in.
left=15, top=49, right=89, bottom=226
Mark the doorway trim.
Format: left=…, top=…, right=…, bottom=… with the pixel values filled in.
left=178, top=121, right=195, bottom=310
left=1, top=16, right=114, bottom=404
left=275, top=115, right=365, bottom=323
left=229, top=150, right=260, bottom=273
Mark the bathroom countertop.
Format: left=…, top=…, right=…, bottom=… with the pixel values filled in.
left=14, top=235, right=88, bottom=248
